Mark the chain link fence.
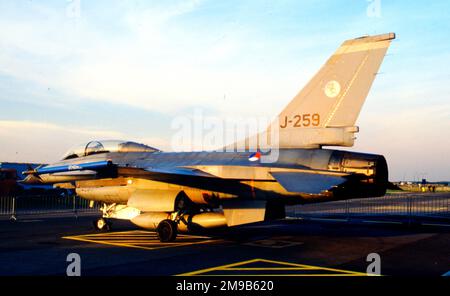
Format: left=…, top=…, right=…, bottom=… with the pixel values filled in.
left=2, top=192, right=450, bottom=223
left=286, top=193, right=450, bottom=222
left=0, top=195, right=100, bottom=219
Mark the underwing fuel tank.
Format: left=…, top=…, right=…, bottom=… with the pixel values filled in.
left=131, top=212, right=227, bottom=232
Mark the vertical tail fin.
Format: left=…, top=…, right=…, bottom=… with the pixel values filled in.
left=273, top=33, right=395, bottom=148
left=226, top=33, right=395, bottom=152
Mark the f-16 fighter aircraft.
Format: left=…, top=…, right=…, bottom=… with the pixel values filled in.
left=23, top=33, right=395, bottom=241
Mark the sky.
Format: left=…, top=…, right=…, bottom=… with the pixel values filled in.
left=0, top=0, right=449, bottom=181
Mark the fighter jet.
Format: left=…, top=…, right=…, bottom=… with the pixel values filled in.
left=23, top=33, right=395, bottom=242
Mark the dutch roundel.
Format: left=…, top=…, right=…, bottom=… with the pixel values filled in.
left=248, top=151, right=261, bottom=162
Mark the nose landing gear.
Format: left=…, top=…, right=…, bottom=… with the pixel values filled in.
left=93, top=218, right=111, bottom=231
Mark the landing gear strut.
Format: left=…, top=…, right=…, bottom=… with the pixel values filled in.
left=156, top=219, right=177, bottom=242
left=93, top=218, right=111, bottom=231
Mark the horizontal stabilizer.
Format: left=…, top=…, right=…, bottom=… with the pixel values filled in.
left=271, top=172, right=346, bottom=194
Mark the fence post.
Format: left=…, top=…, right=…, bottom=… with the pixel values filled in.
left=346, top=199, right=350, bottom=222
left=407, top=194, right=412, bottom=226
left=72, top=195, right=78, bottom=219
left=10, top=196, right=17, bottom=221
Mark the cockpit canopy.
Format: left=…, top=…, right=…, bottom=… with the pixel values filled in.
left=62, top=140, right=159, bottom=160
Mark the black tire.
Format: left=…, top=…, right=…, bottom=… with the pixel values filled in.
left=157, top=219, right=177, bottom=242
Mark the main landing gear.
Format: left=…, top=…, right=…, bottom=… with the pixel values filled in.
left=156, top=219, right=178, bottom=242
left=154, top=193, right=193, bottom=242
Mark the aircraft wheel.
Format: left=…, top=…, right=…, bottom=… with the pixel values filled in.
left=156, top=219, right=177, bottom=242
left=93, top=218, right=111, bottom=231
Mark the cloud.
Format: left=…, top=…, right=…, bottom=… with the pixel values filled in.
left=0, top=1, right=322, bottom=117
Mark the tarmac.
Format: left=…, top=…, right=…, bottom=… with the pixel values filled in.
left=0, top=213, right=449, bottom=276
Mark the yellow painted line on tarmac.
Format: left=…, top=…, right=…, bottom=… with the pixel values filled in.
left=63, top=230, right=217, bottom=251
left=221, top=267, right=318, bottom=271
left=72, top=230, right=152, bottom=237
left=178, top=258, right=368, bottom=276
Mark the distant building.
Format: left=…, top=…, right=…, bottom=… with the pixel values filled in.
left=0, top=168, right=17, bottom=195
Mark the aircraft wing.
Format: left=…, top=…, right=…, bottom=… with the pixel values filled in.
left=142, top=165, right=347, bottom=194
left=143, top=167, right=216, bottom=178
left=270, top=172, right=346, bottom=194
